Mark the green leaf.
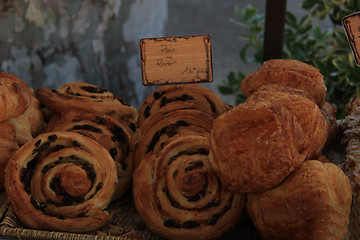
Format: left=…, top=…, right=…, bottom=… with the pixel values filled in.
left=332, top=58, right=351, bottom=70
left=285, top=11, right=297, bottom=28
left=218, top=85, right=236, bottom=95
left=301, top=0, right=318, bottom=10
left=244, top=5, right=257, bottom=21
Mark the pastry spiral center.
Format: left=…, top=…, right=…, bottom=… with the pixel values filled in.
left=59, top=165, right=92, bottom=197
left=177, top=171, right=206, bottom=196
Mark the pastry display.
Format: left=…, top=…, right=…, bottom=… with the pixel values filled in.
left=246, top=84, right=328, bottom=159
left=4, top=131, right=118, bottom=233
left=133, top=133, right=246, bottom=240
left=36, top=82, right=138, bottom=122
left=240, top=59, right=327, bottom=107
left=0, top=58, right=354, bottom=240
left=247, top=160, right=352, bottom=240
left=46, top=111, right=135, bottom=200
left=0, top=72, right=44, bottom=190
left=209, top=100, right=308, bottom=193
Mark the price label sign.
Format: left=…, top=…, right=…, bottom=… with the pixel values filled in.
left=343, top=12, right=360, bottom=66
left=140, top=35, right=213, bottom=85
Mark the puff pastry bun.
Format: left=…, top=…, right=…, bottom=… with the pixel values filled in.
left=5, top=131, right=118, bottom=233
left=240, top=59, right=326, bottom=107
left=209, top=100, right=308, bottom=193
left=246, top=84, right=328, bottom=159
left=247, top=160, right=352, bottom=240
left=133, top=133, right=246, bottom=240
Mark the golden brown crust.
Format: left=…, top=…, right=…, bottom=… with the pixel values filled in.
left=246, top=84, right=328, bottom=159
left=321, top=101, right=338, bottom=148
left=36, top=82, right=138, bottom=122
left=138, top=84, right=227, bottom=127
left=135, top=109, right=215, bottom=168
left=46, top=111, right=135, bottom=200
left=0, top=72, right=44, bottom=145
left=5, top=131, right=118, bottom=233
left=133, top=133, right=246, bottom=240
left=240, top=59, right=326, bottom=107
left=0, top=122, right=19, bottom=190
left=209, top=100, right=308, bottom=193
left=247, top=160, right=352, bottom=240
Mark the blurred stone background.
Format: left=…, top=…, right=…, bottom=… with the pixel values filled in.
left=0, top=0, right=308, bottom=108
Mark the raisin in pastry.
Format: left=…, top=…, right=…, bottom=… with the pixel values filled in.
left=5, top=131, right=118, bottom=233
left=138, top=84, right=227, bottom=127
left=135, top=109, right=215, bottom=167
left=46, top=111, right=135, bottom=200
left=36, top=82, right=137, bottom=122
left=133, top=133, right=246, bottom=240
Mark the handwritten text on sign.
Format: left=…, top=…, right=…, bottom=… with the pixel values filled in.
left=343, top=12, right=360, bottom=66
left=140, top=35, right=213, bottom=85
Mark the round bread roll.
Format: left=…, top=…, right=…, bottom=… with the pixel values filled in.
left=247, top=160, right=352, bottom=240
left=209, top=100, right=308, bottom=193
left=240, top=59, right=326, bottom=108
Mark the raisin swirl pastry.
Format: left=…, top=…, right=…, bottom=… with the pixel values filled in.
left=46, top=111, right=135, bottom=200
left=36, top=82, right=137, bottom=122
left=138, top=84, right=227, bottom=127
left=4, top=131, right=118, bottom=233
left=135, top=109, right=215, bottom=167
left=133, top=133, right=246, bottom=240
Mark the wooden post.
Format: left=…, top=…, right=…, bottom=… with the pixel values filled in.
left=263, top=0, right=287, bottom=62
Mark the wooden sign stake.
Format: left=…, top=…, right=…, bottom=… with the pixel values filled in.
left=140, top=35, right=213, bottom=86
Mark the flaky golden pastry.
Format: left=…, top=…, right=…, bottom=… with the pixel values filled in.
left=0, top=72, right=44, bottom=145
left=321, top=101, right=338, bottom=147
left=46, top=111, right=135, bottom=200
left=247, top=160, right=352, bottom=240
left=36, top=82, right=137, bottom=122
left=5, top=131, right=118, bottom=233
left=133, top=133, right=246, bottom=240
left=135, top=109, right=215, bottom=167
left=0, top=122, right=19, bottom=190
left=247, top=84, right=328, bottom=159
left=240, top=59, right=326, bottom=107
left=138, top=84, right=227, bottom=127
left=209, top=100, right=308, bottom=193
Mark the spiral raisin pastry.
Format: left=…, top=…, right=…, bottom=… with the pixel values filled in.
left=133, top=133, right=246, bottom=240
left=36, top=82, right=137, bottom=122
left=5, top=131, right=118, bottom=233
left=46, top=111, right=135, bottom=200
left=247, top=160, right=352, bottom=240
left=135, top=109, right=215, bottom=167
left=247, top=84, right=328, bottom=159
left=209, top=100, right=308, bottom=193
left=240, top=59, right=326, bottom=107
left=138, top=84, right=227, bottom=127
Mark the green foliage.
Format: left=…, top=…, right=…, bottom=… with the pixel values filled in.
left=219, top=1, right=360, bottom=118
